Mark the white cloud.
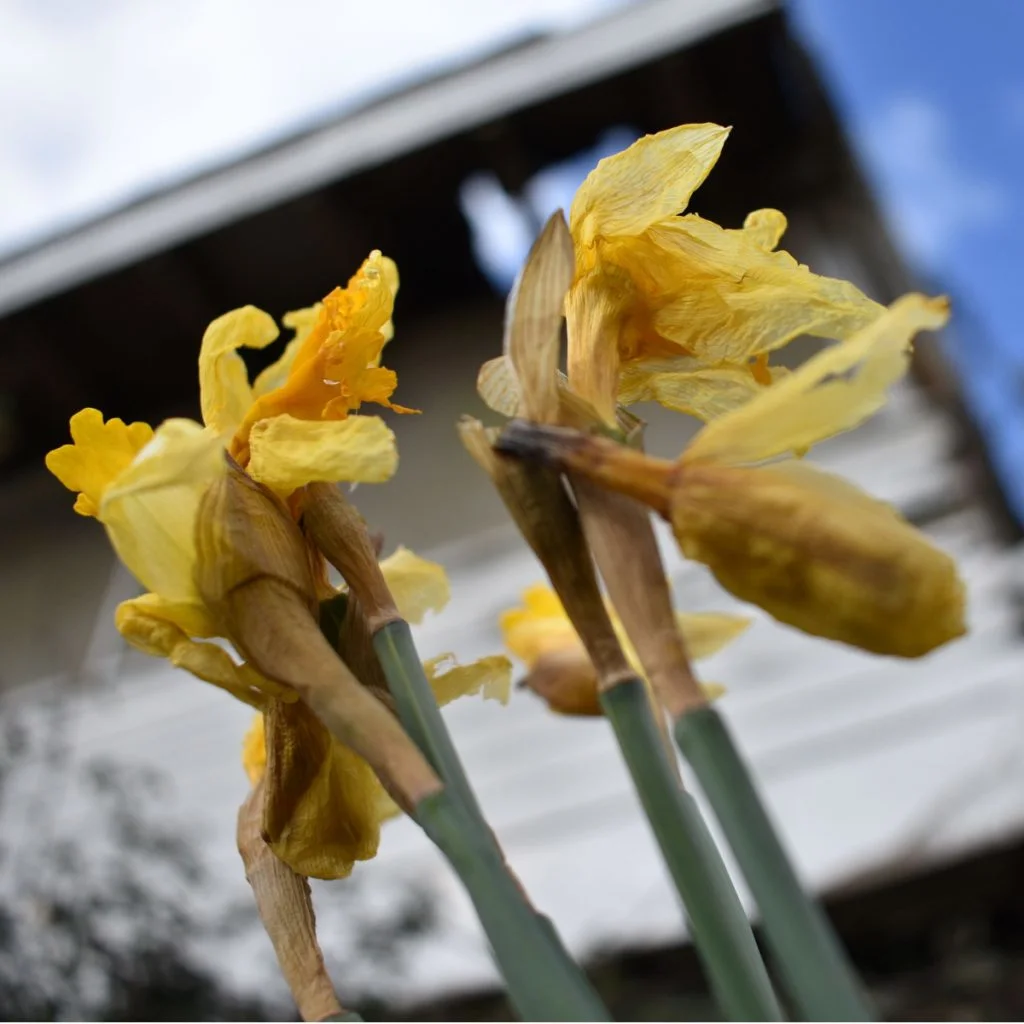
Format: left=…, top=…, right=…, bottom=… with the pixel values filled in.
left=0, top=0, right=628, bottom=256
left=859, top=95, right=1008, bottom=267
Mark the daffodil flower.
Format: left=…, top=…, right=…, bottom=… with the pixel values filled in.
left=502, top=584, right=744, bottom=715
left=47, top=251, right=408, bottom=644
left=466, top=213, right=746, bottom=713
left=480, top=124, right=885, bottom=429
left=504, top=294, right=967, bottom=658
left=46, top=254, right=511, bottom=879
left=567, top=123, right=885, bottom=424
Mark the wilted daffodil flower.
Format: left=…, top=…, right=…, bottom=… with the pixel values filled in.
left=46, top=251, right=407, bottom=687
left=566, top=122, right=885, bottom=424
left=46, top=254, right=511, bottom=879
left=498, top=294, right=967, bottom=659
left=502, top=584, right=744, bottom=715
left=479, top=124, right=887, bottom=430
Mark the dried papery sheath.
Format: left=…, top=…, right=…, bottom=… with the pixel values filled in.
left=237, top=781, right=344, bottom=1022
left=504, top=210, right=575, bottom=425
left=301, top=482, right=401, bottom=632
left=194, top=456, right=318, bottom=622
left=458, top=416, right=633, bottom=693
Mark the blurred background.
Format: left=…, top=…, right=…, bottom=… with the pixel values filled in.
left=2, top=0, right=1024, bottom=1018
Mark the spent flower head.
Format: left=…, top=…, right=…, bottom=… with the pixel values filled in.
left=497, top=294, right=967, bottom=658
left=502, top=584, right=741, bottom=715
left=46, top=259, right=510, bottom=879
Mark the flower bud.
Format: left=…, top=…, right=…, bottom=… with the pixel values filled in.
left=495, top=424, right=966, bottom=658
left=673, top=461, right=966, bottom=657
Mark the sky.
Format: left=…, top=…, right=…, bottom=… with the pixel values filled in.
left=2, top=0, right=1022, bottom=512
left=788, top=0, right=1024, bottom=518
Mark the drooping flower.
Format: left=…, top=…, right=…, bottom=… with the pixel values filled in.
left=502, top=584, right=743, bottom=715
left=46, top=256, right=511, bottom=879
left=565, top=123, right=885, bottom=424
left=234, top=546, right=512, bottom=880
left=479, top=126, right=887, bottom=429
left=46, top=252, right=408, bottom=660
left=500, top=294, right=967, bottom=658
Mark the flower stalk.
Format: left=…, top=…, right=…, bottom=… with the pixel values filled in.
left=301, top=480, right=610, bottom=1022
left=676, top=705, right=876, bottom=1021
left=570, top=476, right=706, bottom=719
left=497, top=420, right=880, bottom=1019
left=461, top=420, right=782, bottom=1021
left=601, top=681, right=782, bottom=1022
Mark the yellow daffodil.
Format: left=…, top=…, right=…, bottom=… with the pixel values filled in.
left=502, top=584, right=744, bottom=715
left=477, top=122, right=885, bottom=434
left=507, top=294, right=967, bottom=658
left=565, top=123, right=885, bottom=423
left=46, top=256, right=511, bottom=879
left=46, top=252, right=408, bottom=672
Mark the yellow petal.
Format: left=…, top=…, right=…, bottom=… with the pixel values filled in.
left=246, top=413, right=397, bottom=493
left=502, top=615, right=581, bottom=668
left=670, top=460, right=966, bottom=657
left=45, top=408, right=155, bottom=518
left=251, top=304, right=322, bottom=398
left=684, top=293, right=951, bottom=466
left=522, top=582, right=568, bottom=618
left=379, top=547, right=450, bottom=623
left=643, top=214, right=884, bottom=363
left=566, top=270, right=624, bottom=425
left=570, top=123, right=730, bottom=248
left=424, top=653, right=513, bottom=706
left=618, top=360, right=782, bottom=421
left=242, top=713, right=267, bottom=785
left=119, top=590, right=218, bottom=639
left=261, top=698, right=389, bottom=880
left=740, top=208, right=788, bottom=251
left=199, top=306, right=280, bottom=433
left=676, top=612, right=751, bottom=660
left=115, top=596, right=276, bottom=707
left=505, top=212, right=574, bottom=424
left=100, top=419, right=225, bottom=602
left=500, top=584, right=579, bottom=667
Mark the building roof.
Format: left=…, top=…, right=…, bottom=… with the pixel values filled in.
left=0, top=0, right=771, bottom=320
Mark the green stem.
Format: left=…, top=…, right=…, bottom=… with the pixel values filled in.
left=601, top=681, right=783, bottom=1022
left=675, top=705, right=875, bottom=1021
left=417, top=789, right=610, bottom=1021
left=373, top=619, right=482, bottom=818
left=373, top=619, right=610, bottom=1022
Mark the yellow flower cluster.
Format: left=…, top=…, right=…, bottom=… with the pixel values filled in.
left=484, top=123, right=965, bottom=688
left=45, top=122, right=969, bottom=880
left=46, top=253, right=509, bottom=879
